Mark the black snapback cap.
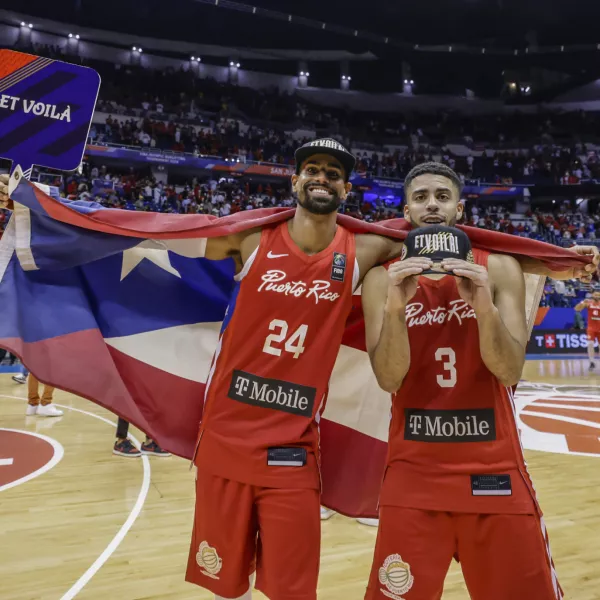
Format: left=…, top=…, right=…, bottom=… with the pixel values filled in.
left=294, top=138, right=356, bottom=181
left=401, top=225, right=474, bottom=275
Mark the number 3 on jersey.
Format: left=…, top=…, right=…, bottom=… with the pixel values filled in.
left=263, top=319, right=308, bottom=359
left=435, top=347, right=457, bottom=388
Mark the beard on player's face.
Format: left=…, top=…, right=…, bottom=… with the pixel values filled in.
left=297, top=180, right=343, bottom=215
left=294, top=159, right=347, bottom=215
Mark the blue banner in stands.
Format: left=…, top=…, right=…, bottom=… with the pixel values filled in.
left=0, top=49, right=100, bottom=176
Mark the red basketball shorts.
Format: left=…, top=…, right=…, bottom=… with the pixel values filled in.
left=365, top=506, right=563, bottom=600
left=185, top=469, right=321, bottom=600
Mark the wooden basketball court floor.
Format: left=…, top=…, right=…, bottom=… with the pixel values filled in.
left=1, top=357, right=600, bottom=600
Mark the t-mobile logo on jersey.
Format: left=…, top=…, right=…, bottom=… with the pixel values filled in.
left=404, top=409, right=496, bottom=442
left=257, top=270, right=341, bottom=304
left=228, top=370, right=317, bottom=417
left=405, top=299, right=476, bottom=328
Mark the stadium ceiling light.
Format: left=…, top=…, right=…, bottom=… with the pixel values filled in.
left=230, top=61, right=234, bottom=66
left=410, top=79, right=414, bottom=85
left=20, top=21, right=25, bottom=26
left=300, top=71, right=304, bottom=76
left=306, top=72, right=310, bottom=77
left=236, top=62, right=240, bottom=68
left=69, top=33, right=73, bottom=38
left=132, top=46, right=137, bottom=51
left=347, top=76, right=351, bottom=81
left=76, top=34, right=80, bottom=40
left=28, top=23, right=33, bottom=29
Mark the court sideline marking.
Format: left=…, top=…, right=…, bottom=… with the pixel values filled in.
left=0, top=394, right=152, bottom=599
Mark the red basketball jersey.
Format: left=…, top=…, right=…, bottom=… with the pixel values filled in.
left=588, top=301, right=600, bottom=331
left=380, top=249, right=539, bottom=515
left=195, top=221, right=357, bottom=489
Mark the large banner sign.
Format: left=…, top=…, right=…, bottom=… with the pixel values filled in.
left=0, top=49, right=100, bottom=175
left=527, top=329, right=596, bottom=354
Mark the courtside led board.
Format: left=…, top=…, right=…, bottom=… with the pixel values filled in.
left=0, top=49, right=101, bottom=175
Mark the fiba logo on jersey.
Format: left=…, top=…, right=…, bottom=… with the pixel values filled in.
left=331, top=252, right=346, bottom=282
left=228, top=370, right=317, bottom=417
left=378, top=554, right=414, bottom=599
left=196, top=541, right=223, bottom=579
left=405, top=409, right=496, bottom=442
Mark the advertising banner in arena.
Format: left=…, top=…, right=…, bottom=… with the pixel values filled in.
left=527, top=329, right=596, bottom=354
left=0, top=49, right=100, bottom=175
left=85, top=145, right=295, bottom=177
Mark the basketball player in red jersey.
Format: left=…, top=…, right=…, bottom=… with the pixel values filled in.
left=361, top=162, right=564, bottom=600
left=185, top=138, right=412, bottom=600
left=575, top=290, right=600, bottom=368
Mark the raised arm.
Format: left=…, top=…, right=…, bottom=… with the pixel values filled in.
left=575, top=298, right=590, bottom=312
left=204, top=228, right=261, bottom=262
left=518, top=246, right=599, bottom=282
left=443, top=254, right=527, bottom=387
left=361, top=258, right=432, bottom=393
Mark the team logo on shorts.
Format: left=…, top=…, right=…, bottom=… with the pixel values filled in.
left=196, top=541, right=223, bottom=579
left=379, top=554, right=414, bottom=599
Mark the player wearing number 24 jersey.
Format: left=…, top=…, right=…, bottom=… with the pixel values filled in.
left=361, top=163, right=564, bottom=600
left=184, top=139, right=408, bottom=600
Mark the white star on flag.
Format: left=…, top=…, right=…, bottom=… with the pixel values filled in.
left=120, top=240, right=178, bottom=280
left=120, top=238, right=208, bottom=281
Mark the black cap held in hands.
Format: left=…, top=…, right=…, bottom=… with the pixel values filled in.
left=294, top=138, right=356, bottom=181
left=401, top=225, right=474, bottom=275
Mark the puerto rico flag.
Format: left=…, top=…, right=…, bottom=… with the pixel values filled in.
left=0, top=168, right=589, bottom=518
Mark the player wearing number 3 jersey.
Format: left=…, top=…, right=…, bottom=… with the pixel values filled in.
left=361, top=163, right=563, bottom=600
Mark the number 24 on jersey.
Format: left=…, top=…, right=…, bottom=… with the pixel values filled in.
left=263, top=319, right=308, bottom=359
